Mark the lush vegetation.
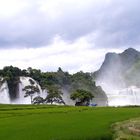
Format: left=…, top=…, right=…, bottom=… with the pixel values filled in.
left=70, top=89, right=94, bottom=106
left=0, top=66, right=106, bottom=105
left=0, top=105, right=139, bottom=140
left=45, top=85, right=65, bottom=105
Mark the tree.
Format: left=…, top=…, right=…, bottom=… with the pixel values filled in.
left=27, top=67, right=42, bottom=84
left=33, top=96, right=44, bottom=104
left=22, top=80, right=40, bottom=104
left=45, top=86, right=65, bottom=105
left=70, top=89, right=94, bottom=106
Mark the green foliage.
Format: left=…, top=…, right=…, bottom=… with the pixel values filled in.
left=40, top=72, right=58, bottom=88
left=2, top=66, right=22, bottom=77
left=21, top=67, right=100, bottom=99
left=0, top=66, right=106, bottom=102
left=33, top=96, right=44, bottom=104
left=70, top=89, right=94, bottom=106
left=45, top=85, right=65, bottom=104
left=27, top=67, right=42, bottom=84
left=71, top=71, right=95, bottom=90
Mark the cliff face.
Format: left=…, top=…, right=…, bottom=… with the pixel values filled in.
left=94, top=48, right=140, bottom=91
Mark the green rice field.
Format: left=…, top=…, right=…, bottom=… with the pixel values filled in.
left=0, top=105, right=139, bottom=140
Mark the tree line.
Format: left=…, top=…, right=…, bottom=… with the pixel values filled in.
left=0, top=66, right=105, bottom=106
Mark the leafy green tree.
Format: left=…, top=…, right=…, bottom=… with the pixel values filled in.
left=56, top=67, right=71, bottom=86
left=45, top=86, right=65, bottom=105
left=33, top=96, right=44, bottom=104
left=71, top=71, right=96, bottom=91
left=70, top=89, right=94, bottom=106
left=27, top=67, right=42, bottom=84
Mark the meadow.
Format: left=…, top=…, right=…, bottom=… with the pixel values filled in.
left=0, top=105, right=139, bottom=140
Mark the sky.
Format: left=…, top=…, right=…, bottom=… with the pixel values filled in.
left=0, top=0, right=140, bottom=73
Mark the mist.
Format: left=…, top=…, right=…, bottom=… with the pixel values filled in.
left=96, top=48, right=140, bottom=106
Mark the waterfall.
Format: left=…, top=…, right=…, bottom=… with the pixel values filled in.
left=0, top=81, right=11, bottom=104
left=96, top=79, right=140, bottom=106
left=0, top=76, right=139, bottom=106
left=106, top=86, right=140, bottom=106
left=12, top=77, right=44, bottom=104
left=0, top=76, right=48, bottom=104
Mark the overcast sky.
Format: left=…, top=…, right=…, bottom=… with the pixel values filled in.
left=0, top=0, right=140, bottom=73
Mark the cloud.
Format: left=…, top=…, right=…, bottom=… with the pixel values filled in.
left=0, top=0, right=140, bottom=48
left=0, top=0, right=28, bottom=18
left=0, top=0, right=140, bottom=72
left=0, top=35, right=123, bottom=73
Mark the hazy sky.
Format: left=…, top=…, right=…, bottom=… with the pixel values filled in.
left=0, top=0, right=140, bottom=73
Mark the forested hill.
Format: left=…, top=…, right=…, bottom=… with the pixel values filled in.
left=0, top=66, right=107, bottom=104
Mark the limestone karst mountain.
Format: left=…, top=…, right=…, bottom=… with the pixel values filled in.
left=94, top=48, right=140, bottom=89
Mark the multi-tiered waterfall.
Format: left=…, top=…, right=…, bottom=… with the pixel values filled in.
left=0, top=77, right=47, bottom=104
left=105, top=86, right=140, bottom=106
left=12, top=77, right=44, bottom=104
left=0, top=76, right=140, bottom=106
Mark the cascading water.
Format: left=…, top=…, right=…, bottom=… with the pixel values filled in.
left=106, top=86, right=140, bottom=106
left=0, top=81, right=10, bottom=104
left=96, top=78, right=140, bottom=106
left=12, top=77, right=47, bottom=104
left=0, top=76, right=139, bottom=106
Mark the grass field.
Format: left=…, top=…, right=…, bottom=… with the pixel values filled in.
left=0, top=105, right=139, bottom=140
left=112, top=117, right=140, bottom=140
